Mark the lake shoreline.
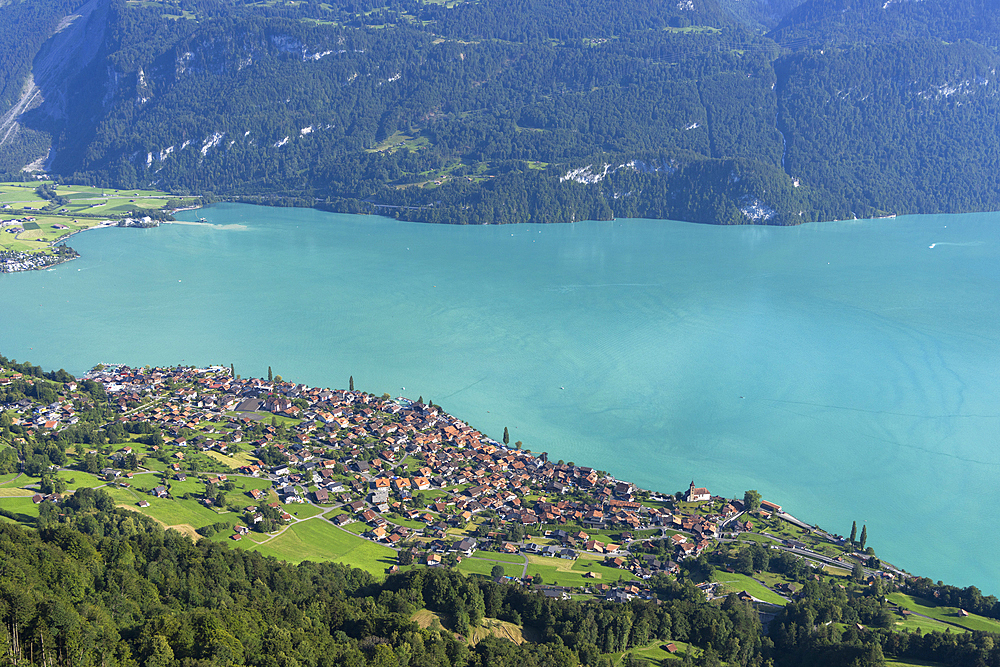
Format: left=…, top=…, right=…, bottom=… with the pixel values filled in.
left=4, top=203, right=997, bottom=592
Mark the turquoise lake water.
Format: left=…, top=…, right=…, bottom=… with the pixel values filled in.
left=1, top=203, right=998, bottom=591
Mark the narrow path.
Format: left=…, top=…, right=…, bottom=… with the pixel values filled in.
left=0, top=471, right=24, bottom=487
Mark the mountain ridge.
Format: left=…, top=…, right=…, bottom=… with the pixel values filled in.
left=2, top=0, right=1000, bottom=224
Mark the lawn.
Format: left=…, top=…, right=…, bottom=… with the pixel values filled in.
left=387, top=514, right=428, bottom=530
left=287, top=504, right=325, bottom=519
left=397, top=457, right=426, bottom=473
left=711, top=572, right=787, bottom=605
left=339, top=520, right=369, bottom=535
left=888, top=593, right=1000, bottom=633
left=412, top=490, right=450, bottom=505
left=582, top=528, right=639, bottom=543
left=245, top=519, right=397, bottom=576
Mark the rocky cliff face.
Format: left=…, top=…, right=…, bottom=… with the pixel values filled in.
left=0, top=0, right=109, bottom=172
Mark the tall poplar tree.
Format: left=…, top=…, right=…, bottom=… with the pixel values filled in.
left=860, top=524, right=867, bottom=550
left=503, top=427, right=509, bottom=445
left=850, top=521, right=857, bottom=544
left=349, top=376, right=354, bottom=391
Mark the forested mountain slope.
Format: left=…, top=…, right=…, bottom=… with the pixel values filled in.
left=1, top=0, right=999, bottom=224
left=2, top=444, right=1000, bottom=667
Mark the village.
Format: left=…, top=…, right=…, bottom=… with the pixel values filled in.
left=0, top=362, right=906, bottom=608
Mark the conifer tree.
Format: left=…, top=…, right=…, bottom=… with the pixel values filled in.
left=268, top=366, right=273, bottom=382
left=860, top=524, right=867, bottom=550
left=503, top=427, right=509, bottom=445
left=349, top=376, right=354, bottom=391
left=850, top=521, right=857, bottom=544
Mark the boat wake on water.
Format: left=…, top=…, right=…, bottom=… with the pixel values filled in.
left=928, top=241, right=984, bottom=248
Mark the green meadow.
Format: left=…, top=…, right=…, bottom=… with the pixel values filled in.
left=457, top=558, right=524, bottom=579
left=0, top=181, right=196, bottom=254
left=0, top=496, right=42, bottom=525
left=710, top=571, right=787, bottom=606
left=888, top=593, right=1000, bottom=634
left=244, top=519, right=397, bottom=576
left=524, top=554, right=639, bottom=587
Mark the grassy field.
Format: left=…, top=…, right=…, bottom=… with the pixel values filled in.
left=0, top=488, right=34, bottom=497
left=125, top=473, right=164, bottom=491
left=457, top=558, right=524, bottom=579
left=245, top=519, right=397, bottom=576
left=0, top=496, right=41, bottom=524
left=824, top=565, right=852, bottom=577
left=0, top=215, right=111, bottom=253
left=888, top=593, right=1000, bottom=633
left=107, top=488, right=226, bottom=529
left=0, top=181, right=194, bottom=253
left=205, top=450, right=254, bottom=468
left=368, top=131, right=431, bottom=154
left=286, top=504, right=326, bottom=519
left=603, top=639, right=696, bottom=665
left=524, top=553, right=638, bottom=587
left=387, top=514, right=427, bottom=530
left=53, top=470, right=107, bottom=490
left=711, top=572, right=787, bottom=605
left=168, top=476, right=210, bottom=497
left=885, top=659, right=947, bottom=667
left=473, top=550, right=526, bottom=563
left=892, top=612, right=962, bottom=635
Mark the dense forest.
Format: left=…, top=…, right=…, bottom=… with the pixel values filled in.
left=3, top=494, right=1000, bottom=667
left=3, top=0, right=1000, bottom=224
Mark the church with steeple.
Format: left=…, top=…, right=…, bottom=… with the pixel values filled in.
left=686, top=480, right=710, bottom=503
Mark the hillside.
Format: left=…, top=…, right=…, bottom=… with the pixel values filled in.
left=1, top=0, right=1000, bottom=224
